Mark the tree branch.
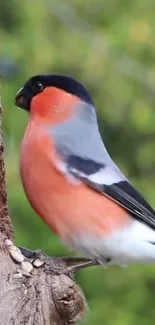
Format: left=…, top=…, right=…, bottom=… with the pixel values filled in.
left=0, top=94, right=13, bottom=240
left=0, top=91, right=87, bottom=325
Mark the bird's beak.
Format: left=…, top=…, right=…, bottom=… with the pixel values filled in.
left=15, top=87, right=29, bottom=110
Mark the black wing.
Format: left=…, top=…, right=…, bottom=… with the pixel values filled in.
left=67, top=155, right=155, bottom=229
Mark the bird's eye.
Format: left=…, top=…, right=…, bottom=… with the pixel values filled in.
left=32, top=82, right=44, bottom=94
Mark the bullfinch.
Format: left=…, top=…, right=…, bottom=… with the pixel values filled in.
left=14, top=74, right=155, bottom=268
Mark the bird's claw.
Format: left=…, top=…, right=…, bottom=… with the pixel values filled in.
left=18, top=246, right=46, bottom=267
left=16, top=246, right=36, bottom=259
left=5, top=239, right=99, bottom=279
left=18, top=246, right=46, bottom=264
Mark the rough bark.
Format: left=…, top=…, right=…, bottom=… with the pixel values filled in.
left=0, top=94, right=86, bottom=324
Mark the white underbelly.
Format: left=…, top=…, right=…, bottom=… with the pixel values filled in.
left=66, top=220, right=155, bottom=265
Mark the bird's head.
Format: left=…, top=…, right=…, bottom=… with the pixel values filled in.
left=15, top=74, right=95, bottom=124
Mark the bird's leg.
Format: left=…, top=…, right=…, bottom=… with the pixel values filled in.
left=19, top=247, right=100, bottom=273
left=60, top=256, right=93, bottom=266
left=18, top=247, right=92, bottom=265
left=67, top=256, right=112, bottom=272
left=16, top=245, right=97, bottom=271
left=67, top=259, right=98, bottom=272
left=6, top=240, right=101, bottom=278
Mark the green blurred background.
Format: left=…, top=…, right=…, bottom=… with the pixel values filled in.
left=1, top=0, right=155, bottom=324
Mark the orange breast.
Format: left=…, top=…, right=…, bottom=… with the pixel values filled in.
left=20, top=119, right=132, bottom=242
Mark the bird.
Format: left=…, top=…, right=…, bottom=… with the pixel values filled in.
left=14, top=74, right=155, bottom=268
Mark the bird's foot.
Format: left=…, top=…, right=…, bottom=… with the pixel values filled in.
left=5, top=239, right=102, bottom=279
left=18, top=246, right=46, bottom=267
left=16, top=246, right=95, bottom=275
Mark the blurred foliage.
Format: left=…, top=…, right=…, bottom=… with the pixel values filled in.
left=1, top=0, right=155, bottom=324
